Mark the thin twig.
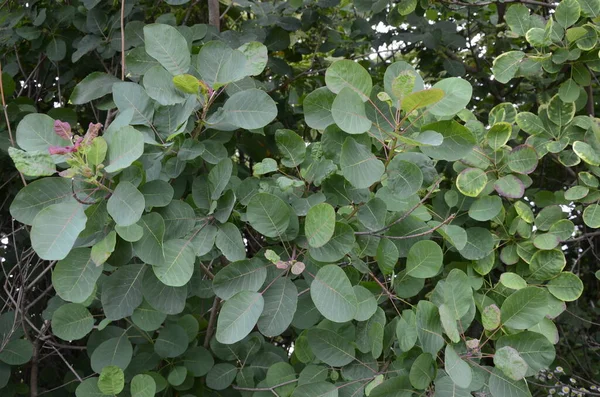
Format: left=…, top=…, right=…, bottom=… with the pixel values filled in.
left=25, top=284, right=54, bottom=311
left=366, top=214, right=456, bottom=240
left=440, top=0, right=556, bottom=8
left=0, top=61, right=27, bottom=186
left=566, top=231, right=600, bottom=243
left=25, top=261, right=56, bottom=290
left=183, top=0, right=201, bottom=24
left=47, top=344, right=83, bottom=382
left=356, top=177, right=444, bottom=236
left=233, top=378, right=298, bottom=392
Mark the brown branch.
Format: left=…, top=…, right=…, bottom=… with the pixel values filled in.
left=203, top=297, right=221, bottom=348
left=198, top=261, right=215, bottom=279
left=208, top=0, right=220, bottom=31
left=30, top=321, right=50, bottom=397
left=565, top=231, right=600, bottom=243
left=120, top=0, right=126, bottom=80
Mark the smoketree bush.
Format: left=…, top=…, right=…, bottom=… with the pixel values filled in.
left=0, top=0, right=599, bottom=396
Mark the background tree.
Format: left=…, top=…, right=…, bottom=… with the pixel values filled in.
left=0, top=0, right=599, bottom=396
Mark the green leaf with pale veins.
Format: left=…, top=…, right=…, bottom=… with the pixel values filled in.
left=258, top=277, right=298, bottom=337
left=331, top=87, right=372, bottom=134
left=501, top=287, right=549, bottom=329
left=310, top=264, right=357, bottom=323
left=305, top=203, right=336, bottom=248
left=325, top=59, right=372, bottom=100
left=31, top=202, right=87, bottom=260
left=303, top=87, right=335, bottom=130
left=98, top=366, right=125, bottom=395
left=416, top=300, right=445, bottom=355
left=91, top=231, right=116, bottom=267
left=8, top=147, right=55, bottom=176
left=107, top=181, right=145, bottom=226
left=406, top=240, right=443, bottom=278
left=216, top=291, right=264, bottom=344
left=222, top=89, right=278, bottom=129
left=197, top=41, right=247, bottom=88
left=103, top=126, right=144, bottom=173
left=247, top=192, right=291, bottom=238
left=306, top=328, right=355, bottom=366
left=10, top=177, right=73, bottom=225
left=492, top=51, right=525, bottom=84
left=409, top=353, right=436, bottom=389
left=444, top=344, right=472, bottom=388
left=494, top=346, right=528, bottom=381
left=131, top=374, right=156, bottom=397
left=456, top=168, right=487, bottom=197
left=340, top=137, right=384, bottom=189
left=212, top=259, right=267, bottom=300
left=101, top=264, right=146, bottom=321
left=53, top=248, right=102, bottom=303
left=16, top=113, right=70, bottom=153
left=133, top=213, right=166, bottom=266
left=144, top=23, right=190, bottom=75
left=276, top=129, right=306, bottom=167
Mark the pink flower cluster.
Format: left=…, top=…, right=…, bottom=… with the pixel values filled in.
left=48, top=121, right=102, bottom=155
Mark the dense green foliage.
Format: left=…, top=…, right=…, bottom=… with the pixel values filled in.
left=0, top=0, right=599, bottom=396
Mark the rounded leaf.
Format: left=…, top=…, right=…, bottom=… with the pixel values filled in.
left=107, top=181, right=145, bottom=226
left=508, top=145, right=538, bottom=174
left=52, top=303, right=94, bottom=341
left=258, top=277, right=298, bottom=337
left=91, top=335, right=133, bottom=373
left=131, top=374, right=156, bottom=397
left=340, top=137, right=384, bottom=189
left=247, top=193, right=291, bottom=238
left=303, top=87, right=335, bottom=130
left=310, top=264, right=357, bottom=323
left=144, top=23, right=190, bottom=75
left=456, top=168, right=487, bottom=197
left=98, top=366, right=125, bottom=395
left=31, top=202, right=87, bottom=260
left=494, top=346, right=528, bottom=381
left=306, top=328, right=355, bottom=366
left=501, top=287, right=549, bottom=329
left=547, top=272, right=583, bottom=301
left=428, top=78, right=472, bottom=117
left=583, top=204, right=600, bottom=227
left=331, top=87, right=372, bottom=134
left=216, top=291, right=264, bottom=344
left=155, top=324, right=189, bottom=358
left=16, top=113, right=70, bottom=153
left=305, top=203, right=336, bottom=248
left=409, top=353, right=436, bottom=389
left=223, top=89, right=277, bottom=129
left=213, top=259, right=267, bottom=300
left=406, top=240, right=443, bottom=278
left=325, top=60, right=372, bottom=99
